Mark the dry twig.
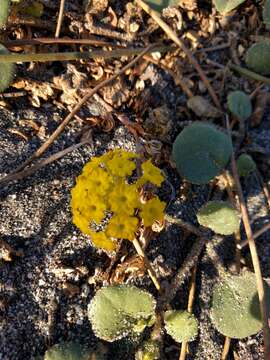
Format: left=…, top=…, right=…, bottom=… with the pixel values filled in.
left=55, top=0, right=66, bottom=38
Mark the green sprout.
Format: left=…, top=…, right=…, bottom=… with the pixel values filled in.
left=0, top=44, right=14, bottom=92
left=88, top=285, right=156, bottom=342
left=88, top=284, right=199, bottom=347
left=44, top=342, right=95, bottom=360
left=197, top=201, right=240, bottom=235
left=135, top=340, right=160, bottom=360
left=172, top=122, right=232, bottom=185
left=212, top=0, right=247, bottom=14
left=236, top=154, right=256, bottom=177
left=227, top=90, right=252, bottom=121
left=245, top=41, right=270, bottom=75
left=263, top=0, right=270, bottom=26
left=164, top=310, right=198, bottom=343
left=211, top=272, right=270, bottom=338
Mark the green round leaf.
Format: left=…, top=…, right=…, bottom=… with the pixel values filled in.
left=211, top=272, right=270, bottom=339
left=144, top=0, right=178, bottom=12
left=213, top=0, right=247, bottom=14
left=236, top=154, right=256, bottom=177
left=44, top=342, right=93, bottom=360
left=263, top=0, right=270, bottom=26
left=88, top=285, right=156, bottom=342
left=0, top=44, right=14, bottom=92
left=245, top=41, right=270, bottom=75
left=172, top=122, right=233, bottom=184
left=227, top=91, right=252, bottom=121
left=164, top=310, right=198, bottom=343
left=135, top=340, right=160, bottom=360
left=0, top=0, right=9, bottom=27
left=197, top=201, right=240, bottom=235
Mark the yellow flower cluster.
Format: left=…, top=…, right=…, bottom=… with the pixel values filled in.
left=71, top=149, right=166, bottom=251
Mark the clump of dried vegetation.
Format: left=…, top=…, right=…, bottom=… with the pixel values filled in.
left=1, top=0, right=270, bottom=359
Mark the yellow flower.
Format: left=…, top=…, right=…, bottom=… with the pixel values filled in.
left=137, top=160, right=164, bottom=187
left=91, top=232, right=117, bottom=251
left=84, top=167, right=112, bottom=195
left=72, top=178, right=107, bottom=223
left=140, top=197, right=166, bottom=227
left=106, top=215, right=138, bottom=241
left=72, top=209, right=92, bottom=235
left=82, top=195, right=106, bottom=223
left=108, top=182, right=139, bottom=214
left=106, top=150, right=137, bottom=177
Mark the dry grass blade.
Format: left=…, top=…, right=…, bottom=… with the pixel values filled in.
left=3, top=37, right=117, bottom=47
left=238, top=222, right=270, bottom=250
left=0, top=45, right=172, bottom=63
left=226, top=117, right=270, bottom=359
left=135, top=0, right=221, bottom=110
left=55, top=0, right=66, bottom=38
left=0, top=44, right=157, bottom=185
left=0, top=139, right=90, bottom=185
left=229, top=63, right=270, bottom=85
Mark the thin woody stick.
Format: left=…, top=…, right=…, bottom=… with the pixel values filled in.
left=132, top=238, right=161, bottom=292
left=179, top=264, right=197, bottom=360
left=55, top=0, right=65, bottom=38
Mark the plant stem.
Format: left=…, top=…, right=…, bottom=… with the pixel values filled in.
left=132, top=238, right=161, bottom=292
left=0, top=45, right=171, bottom=63
left=226, top=117, right=270, bottom=359
left=221, top=337, right=231, bottom=360
left=229, top=63, right=270, bottom=85
left=179, top=264, right=197, bottom=360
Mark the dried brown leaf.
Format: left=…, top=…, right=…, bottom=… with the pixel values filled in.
left=251, top=91, right=270, bottom=127
left=187, top=96, right=222, bottom=118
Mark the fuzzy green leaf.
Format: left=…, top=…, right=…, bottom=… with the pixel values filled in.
left=245, top=41, right=270, bottom=75
left=88, top=285, right=156, bottom=342
left=0, top=0, right=9, bottom=27
left=0, top=44, right=14, bottom=92
left=236, top=154, right=256, bottom=177
left=263, top=0, right=270, bottom=26
left=144, top=0, right=178, bottom=11
left=164, top=310, right=198, bottom=343
left=44, top=342, right=93, bottom=360
left=172, top=122, right=232, bottom=184
left=227, top=91, right=252, bottom=121
left=211, top=272, right=270, bottom=339
left=135, top=340, right=160, bottom=360
left=197, top=201, right=240, bottom=235
left=213, top=0, right=247, bottom=14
